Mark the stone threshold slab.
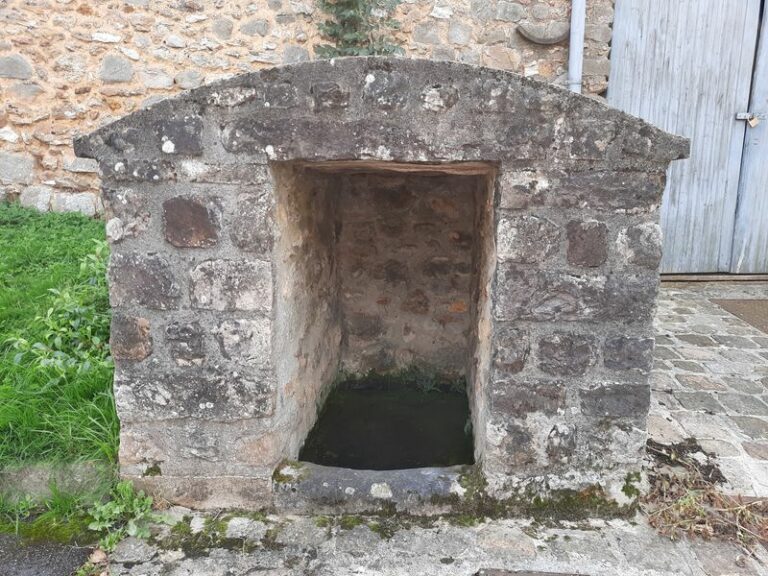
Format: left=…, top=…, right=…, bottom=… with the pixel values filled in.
left=273, top=461, right=465, bottom=515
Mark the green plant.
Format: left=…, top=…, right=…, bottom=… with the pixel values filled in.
left=87, top=481, right=160, bottom=551
left=6, top=239, right=111, bottom=385
left=315, top=0, right=402, bottom=57
left=0, top=206, right=117, bottom=466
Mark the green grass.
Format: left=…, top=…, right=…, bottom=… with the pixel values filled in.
left=0, top=204, right=118, bottom=466
left=0, top=205, right=161, bottom=550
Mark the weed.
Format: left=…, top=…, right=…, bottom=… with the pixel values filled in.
left=87, top=481, right=162, bottom=551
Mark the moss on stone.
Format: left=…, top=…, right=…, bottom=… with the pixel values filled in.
left=160, top=515, right=258, bottom=557
left=367, top=518, right=399, bottom=539
left=339, top=515, right=365, bottom=530
left=272, top=460, right=309, bottom=485
left=441, top=465, right=636, bottom=524
left=261, top=524, right=285, bottom=550
left=622, top=472, right=642, bottom=499
left=335, top=366, right=467, bottom=394
left=143, top=463, right=162, bottom=477
left=0, top=513, right=95, bottom=545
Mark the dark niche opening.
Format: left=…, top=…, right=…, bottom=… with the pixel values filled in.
left=299, top=371, right=474, bottom=470
left=276, top=160, right=496, bottom=471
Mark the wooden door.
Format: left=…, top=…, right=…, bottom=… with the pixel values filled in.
left=732, top=11, right=768, bottom=273
left=608, top=0, right=763, bottom=273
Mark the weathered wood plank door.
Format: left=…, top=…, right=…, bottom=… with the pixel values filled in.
left=609, top=0, right=764, bottom=273
left=732, top=12, right=768, bottom=273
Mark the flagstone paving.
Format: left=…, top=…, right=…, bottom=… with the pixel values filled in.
left=650, top=282, right=768, bottom=497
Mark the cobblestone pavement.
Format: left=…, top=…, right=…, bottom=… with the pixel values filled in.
left=650, top=282, right=768, bottom=497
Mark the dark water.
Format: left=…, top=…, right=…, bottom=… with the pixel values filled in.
left=299, top=382, right=475, bottom=470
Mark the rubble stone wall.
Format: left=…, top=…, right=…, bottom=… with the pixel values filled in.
left=76, top=58, right=687, bottom=508
left=337, top=172, right=480, bottom=377
left=0, top=0, right=615, bottom=214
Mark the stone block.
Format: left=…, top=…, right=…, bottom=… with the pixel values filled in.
left=163, top=196, right=221, bottom=248
left=241, top=18, right=269, bottom=37
left=566, top=219, right=608, bottom=267
left=497, top=215, right=561, bottom=264
left=362, top=70, right=409, bottom=111
left=311, top=82, right=350, bottom=110
left=537, top=331, right=597, bottom=376
left=617, top=222, right=663, bottom=269
left=495, top=268, right=657, bottom=323
left=546, top=423, right=577, bottom=463
left=189, top=260, right=272, bottom=311
left=346, top=313, right=384, bottom=341
left=126, top=475, right=272, bottom=510
left=497, top=170, right=549, bottom=210
left=141, top=68, right=174, bottom=90
left=580, top=383, right=650, bottom=419
left=448, top=22, right=472, bottom=45
left=19, top=185, right=52, bottom=211
left=490, top=380, right=565, bottom=415
left=470, top=0, right=494, bottom=22
left=413, top=23, right=441, bottom=45
left=109, top=253, right=180, bottom=310
left=499, top=421, right=536, bottom=467
left=102, top=188, right=151, bottom=238
left=51, top=192, right=98, bottom=217
left=0, top=54, right=33, bottom=79
left=230, top=193, right=273, bottom=255
left=175, top=70, right=205, bottom=89
left=210, top=17, right=233, bottom=40
left=401, top=289, right=430, bottom=315
left=496, top=1, right=525, bottom=22
left=63, top=158, right=99, bottom=174
left=556, top=171, right=666, bottom=212
left=115, top=369, right=274, bottom=422
left=165, top=321, right=206, bottom=366
left=283, top=46, right=309, bottom=64
left=604, top=273, right=658, bottom=323
left=494, top=265, right=605, bottom=322
left=0, top=152, right=35, bottom=185
left=155, top=115, right=203, bottom=156
left=0, top=126, right=19, bottom=143
left=492, top=324, right=529, bottom=375
left=99, top=54, right=134, bottom=83
left=214, top=318, right=271, bottom=369
left=111, top=314, right=152, bottom=361
left=604, top=336, right=654, bottom=373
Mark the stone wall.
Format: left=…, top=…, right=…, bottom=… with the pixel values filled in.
left=0, top=0, right=614, bottom=214
left=337, top=172, right=480, bottom=377
left=76, top=58, right=687, bottom=508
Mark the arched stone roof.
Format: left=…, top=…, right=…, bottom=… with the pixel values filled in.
left=75, top=57, right=688, bottom=178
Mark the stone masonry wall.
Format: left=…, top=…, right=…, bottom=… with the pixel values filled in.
left=0, top=0, right=614, bottom=214
left=76, top=58, right=687, bottom=508
left=337, top=172, right=479, bottom=377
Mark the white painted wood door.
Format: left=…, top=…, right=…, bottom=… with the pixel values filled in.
left=608, top=0, right=763, bottom=273
left=732, top=11, right=768, bottom=273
